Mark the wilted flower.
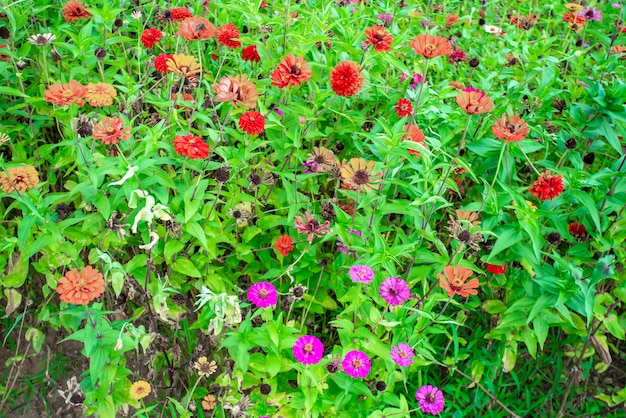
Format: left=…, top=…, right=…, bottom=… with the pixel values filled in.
left=302, top=147, right=337, bottom=173
left=194, top=357, right=218, bottom=377
left=28, top=33, right=56, bottom=45
left=294, top=212, right=331, bottom=241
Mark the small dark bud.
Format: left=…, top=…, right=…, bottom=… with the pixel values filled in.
left=575, top=39, right=583, bottom=47
left=69, top=391, right=86, bottom=405
left=50, top=48, right=62, bottom=62
left=583, top=153, right=595, bottom=164
left=469, top=57, right=479, bottom=68
left=171, top=294, right=186, bottom=306
left=0, top=26, right=10, bottom=39
left=332, top=143, right=345, bottom=154
left=94, top=47, right=107, bottom=59
left=16, top=60, right=27, bottom=70
left=362, top=121, right=374, bottom=132
left=251, top=316, right=263, bottom=327
left=375, top=381, right=387, bottom=391
left=77, top=122, right=93, bottom=138
left=114, top=18, right=123, bottom=27
left=291, top=284, right=305, bottom=299
left=565, top=138, right=577, bottom=149
left=213, top=166, right=230, bottom=183
left=260, top=384, right=271, bottom=395
left=547, top=232, right=562, bottom=246
left=458, top=230, right=471, bottom=244
left=327, top=362, right=339, bottom=373
left=478, top=18, right=485, bottom=26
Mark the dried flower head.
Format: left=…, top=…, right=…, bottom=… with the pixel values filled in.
left=294, top=212, right=331, bottom=241
left=303, top=147, right=337, bottom=173
left=1, top=166, right=39, bottom=193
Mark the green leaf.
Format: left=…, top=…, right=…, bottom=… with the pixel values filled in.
left=4, top=254, right=28, bottom=288
left=487, top=227, right=523, bottom=262
left=183, top=222, right=208, bottom=252
left=603, top=312, right=625, bottom=340
left=569, top=190, right=601, bottom=234
left=533, top=314, right=549, bottom=350
left=0, top=86, right=29, bottom=98
left=172, top=257, right=202, bottom=278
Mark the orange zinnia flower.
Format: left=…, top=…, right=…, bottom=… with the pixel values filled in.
left=177, top=17, right=216, bottom=41
left=438, top=265, right=479, bottom=297
left=0, top=166, right=39, bottom=193
left=409, top=34, right=452, bottom=58
left=85, top=82, right=117, bottom=107
left=270, top=54, right=312, bottom=88
left=167, top=54, right=201, bottom=78
left=364, top=25, right=393, bottom=51
left=62, top=0, right=92, bottom=22
left=92, top=117, right=131, bottom=144
left=340, top=158, right=381, bottom=193
left=44, top=80, right=86, bottom=106
left=403, top=124, right=426, bottom=156
left=56, top=266, right=105, bottom=305
left=455, top=88, right=493, bottom=115
left=492, top=114, right=529, bottom=142
left=212, top=75, right=258, bottom=108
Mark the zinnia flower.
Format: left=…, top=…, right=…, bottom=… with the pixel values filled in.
left=62, top=0, right=92, bottom=22
left=529, top=171, right=564, bottom=200
left=409, top=34, right=452, bottom=58
left=239, top=111, right=265, bottom=135
left=293, top=335, right=324, bottom=365
left=212, top=75, right=258, bottom=108
left=348, top=265, right=374, bottom=284
left=0, top=166, right=39, bottom=193
left=85, top=82, right=117, bottom=107
left=169, top=7, right=193, bottom=21
left=448, top=49, right=467, bottom=64
left=271, top=54, right=312, bottom=88
left=173, top=134, right=209, bottom=159
left=403, top=124, right=427, bottom=156
left=154, top=54, right=174, bottom=73
left=215, top=23, right=241, bottom=48
left=485, top=263, right=506, bottom=274
left=302, top=147, right=337, bottom=173
left=437, top=265, right=479, bottom=297
left=579, top=7, right=601, bottom=21
left=342, top=350, right=371, bottom=379
left=364, top=25, right=393, bottom=51
left=28, top=33, right=56, bottom=46
left=294, top=212, right=331, bottom=241
left=167, top=54, right=202, bottom=78
left=242, top=45, right=261, bottom=62
left=44, top=80, right=86, bottom=106
left=248, top=281, right=277, bottom=308
left=379, top=277, right=410, bottom=306
left=141, top=28, right=162, bottom=48
left=201, top=394, right=218, bottom=411
left=390, top=342, right=415, bottom=367
left=394, top=98, right=412, bottom=117
left=177, top=17, right=215, bottom=41
left=455, top=87, right=493, bottom=115
left=274, top=235, right=294, bottom=256
left=92, top=117, right=131, bottom=145
left=129, top=380, right=151, bottom=400
left=56, top=266, right=105, bottom=305
left=330, top=61, right=365, bottom=97
left=415, top=385, right=445, bottom=416
left=194, top=357, right=217, bottom=377
left=340, top=158, right=381, bottom=193
left=565, top=3, right=584, bottom=11
left=492, top=114, right=529, bottom=142
left=568, top=222, right=587, bottom=241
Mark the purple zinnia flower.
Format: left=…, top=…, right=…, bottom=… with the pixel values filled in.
left=379, top=277, right=410, bottom=306
left=275, top=108, right=283, bottom=117
left=415, top=385, right=445, bottom=416
left=612, top=3, right=622, bottom=9
left=399, top=72, right=408, bottom=82
left=342, top=350, right=371, bottom=378
left=390, top=342, right=415, bottom=367
left=579, top=7, right=602, bottom=22
left=409, top=74, right=424, bottom=90
left=377, top=13, right=393, bottom=27
left=292, top=335, right=324, bottom=365
left=247, top=282, right=277, bottom=308
left=348, top=265, right=374, bottom=283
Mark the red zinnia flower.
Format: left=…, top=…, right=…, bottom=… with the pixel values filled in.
left=216, top=23, right=241, bottom=48
left=62, top=0, right=92, bottom=22
left=271, top=54, right=312, bottom=88
left=364, top=25, right=393, bottom=51
left=173, top=134, right=210, bottom=159
left=170, top=7, right=193, bottom=21
left=568, top=222, right=587, bottom=241
left=330, top=61, right=365, bottom=97
left=154, top=54, right=174, bottom=73
left=485, top=263, right=506, bottom=274
left=274, top=235, right=294, bottom=256
left=242, top=45, right=261, bottom=62
left=529, top=171, right=564, bottom=201
left=141, top=28, right=162, bottom=48
left=394, top=98, right=412, bottom=117
left=239, top=111, right=265, bottom=135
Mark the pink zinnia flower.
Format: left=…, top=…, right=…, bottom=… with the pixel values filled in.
left=348, top=265, right=373, bottom=283
left=342, top=350, right=370, bottom=378
left=379, top=277, right=410, bottom=306
left=415, top=385, right=445, bottom=416
left=247, top=282, right=277, bottom=308
left=390, top=343, right=414, bottom=367
left=292, top=335, right=324, bottom=365
left=294, top=212, right=331, bottom=241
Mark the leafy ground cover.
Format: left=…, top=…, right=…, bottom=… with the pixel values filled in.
left=1, top=0, right=626, bottom=417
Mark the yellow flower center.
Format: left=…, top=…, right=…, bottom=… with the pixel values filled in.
left=304, top=343, right=313, bottom=353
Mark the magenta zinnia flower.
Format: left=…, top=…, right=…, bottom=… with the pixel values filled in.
left=292, top=335, right=324, bottom=365
left=247, top=282, right=277, bottom=308
left=342, top=350, right=371, bottom=379
left=379, top=277, right=410, bottom=306
left=390, top=342, right=415, bottom=367
left=415, top=385, right=445, bottom=415
left=348, top=265, right=374, bottom=283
